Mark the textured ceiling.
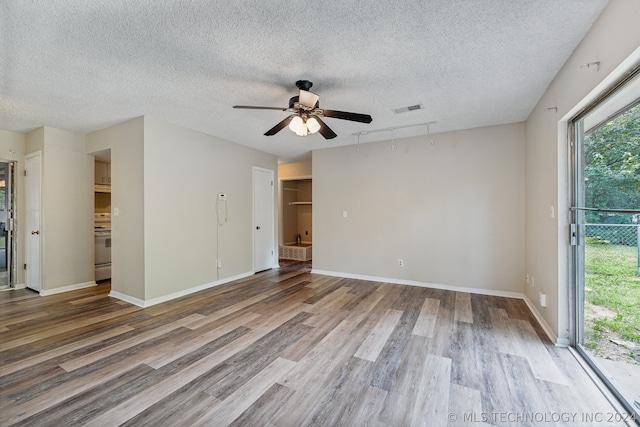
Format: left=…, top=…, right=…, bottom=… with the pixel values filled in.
left=1, top=1, right=608, bottom=162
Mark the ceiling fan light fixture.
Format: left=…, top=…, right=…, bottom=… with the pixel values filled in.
left=289, top=115, right=305, bottom=135
left=306, top=116, right=321, bottom=134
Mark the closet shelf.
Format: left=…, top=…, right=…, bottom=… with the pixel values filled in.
left=289, top=201, right=312, bottom=205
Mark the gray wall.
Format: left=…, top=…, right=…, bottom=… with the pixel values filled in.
left=313, top=123, right=525, bottom=293
left=524, top=0, right=640, bottom=343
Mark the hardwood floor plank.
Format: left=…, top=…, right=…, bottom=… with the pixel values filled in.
left=448, top=384, right=491, bottom=427
left=90, top=306, right=310, bottom=425
left=0, top=261, right=627, bottom=426
left=228, top=383, right=296, bottom=427
left=58, top=313, right=204, bottom=372
left=410, top=353, right=452, bottom=426
left=339, top=384, right=389, bottom=427
left=489, top=307, right=567, bottom=385
left=0, top=325, right=134, bottom=376
left=0, top=305, right=141, bottom=352
left=354, top=308, right=404, bottom=362
left=144, top=311, right=261, bottom=369
left=191, top=357, right=297, bottom=427
left=202, top=312, right=312, bottom=400
left=454, top=291, right=473, bottom=323
left=412, top=297, right=440, bottom=337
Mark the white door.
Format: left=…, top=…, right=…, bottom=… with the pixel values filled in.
left=25, top=153, right=42, bottom=291
left=253, top=167, right=274, bottom=272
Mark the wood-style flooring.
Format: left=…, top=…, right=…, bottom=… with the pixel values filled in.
left=0, top=261, right=626, bottom=426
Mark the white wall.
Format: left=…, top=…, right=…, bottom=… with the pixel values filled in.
left=525, top=0, right=640, bottom=344
left=313, top=123, right=525, bottom=294
left=86, top=117, right=146, bottom=301
left=0, top=130, right=27, bottom=286
left=142, top=116, right=278, bottom=300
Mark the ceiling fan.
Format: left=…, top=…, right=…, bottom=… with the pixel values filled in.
left=233, top=80, right=372, bottom=139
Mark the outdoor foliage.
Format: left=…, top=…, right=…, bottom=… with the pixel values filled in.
left=584, top=243, right=640, bottom=344
left=584, top=103, right=640, bottom=224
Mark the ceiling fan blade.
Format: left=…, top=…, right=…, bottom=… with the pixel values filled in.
left=320, top=109, right=372, bottom=124
left=299, top=90, right=319, bottom=108
left=264, top=115, right=296, bottom=136
left=312, top=116, right=337, bottom=139
left=233, top=105, right=288, bottom=111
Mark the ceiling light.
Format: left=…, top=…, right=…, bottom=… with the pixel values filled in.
left=306, top=117, right=321, bottom=134
left=289, top=116, right=305, bottom=136
left=289, top=115, right=321, bottom=136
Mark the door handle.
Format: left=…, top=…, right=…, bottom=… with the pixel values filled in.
left=256, top=226, right=261, bottom=230
left=31, top=230, right=39, bottom=235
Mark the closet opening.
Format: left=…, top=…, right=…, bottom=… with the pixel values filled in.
left=279, top=178, right=312, bottom=263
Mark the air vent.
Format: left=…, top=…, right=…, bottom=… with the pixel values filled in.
left=392, top=104, right=423, bottom=114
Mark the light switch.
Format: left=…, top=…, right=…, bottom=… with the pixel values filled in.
left=113, top=207, right=119, bottom=216
left=342, top=210, right=348, bottom=218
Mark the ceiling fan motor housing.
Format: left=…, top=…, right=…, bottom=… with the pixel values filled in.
left=295, top=80, right=313, bottom=91
left=289, top=96, right=319, bottom=109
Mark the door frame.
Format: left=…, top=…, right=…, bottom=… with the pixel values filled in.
left=278, top=174, right=312, bottom=247
left=252, top=166, right=276, bottom=273
left=0, top=160, right=17, bottom=288
left=568, top=66, right=640, bottom=420
left=25, top=151, right=43, bottom=292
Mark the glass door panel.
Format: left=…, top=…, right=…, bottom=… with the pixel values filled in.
left=572, top=72, right=640, bottom=417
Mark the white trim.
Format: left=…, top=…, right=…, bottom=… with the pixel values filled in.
left=108, top=290, right=146, bottom=307
left=311, top=269, right=564, bottom=345
left=253, top=166, right=276, bottom=272
left=0, top=283, right=26, bottom=292
left=108, top=271, right=254, bottom=308
left=39, top=281, right=96, bottom=296
left=25, top=151, right=43, bottom=292
left=522, top=294, right=567, bottom=347
left=311, top=269, right=524, bottom=299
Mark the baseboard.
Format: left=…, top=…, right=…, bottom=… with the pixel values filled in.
left=0, top=283, right=26, bottom=292
left=108, top=290, right=146, bottom=307
left=310, top=269, right=524, bottom=299
left=108, top=271, right=254, bottom=308
left=522, top=294, right=567, bottom=346
left=39, top=281, right=96, bottom=296
left=311, top=269, right=562, bottom=346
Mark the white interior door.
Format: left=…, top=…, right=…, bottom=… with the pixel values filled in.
left=25, top=153, right=42, bottom=292
left=253, top=167, right=274, bottom=273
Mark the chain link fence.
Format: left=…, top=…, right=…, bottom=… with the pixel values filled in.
left=585, top=223, right=639, bottom=246
left=585, top=223, right=640, bottom=276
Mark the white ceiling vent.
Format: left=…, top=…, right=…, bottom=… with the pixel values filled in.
left=392, top=104, right=423, bottom=114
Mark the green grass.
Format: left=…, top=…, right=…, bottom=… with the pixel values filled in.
left=585, top=243, right=640, bottom=343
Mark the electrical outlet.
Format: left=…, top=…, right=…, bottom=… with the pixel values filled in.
left=217, top=259, right=222, bottom=269
left=398, top=259, right=404, bottom=267
left=539, top=292, right=547, bottom=307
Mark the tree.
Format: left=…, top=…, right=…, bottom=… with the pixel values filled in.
left=584, top=103, right=640, bottom=224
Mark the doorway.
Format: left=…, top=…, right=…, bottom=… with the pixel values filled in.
left=0, top=161, right=16, bottom=289
left=253, top=167, right=275, bottom=273
left=570, top=69, right=640, bottom=416
left=280, top=178, right=312, bottom=263
left=25, top=152, right=42, bottom=292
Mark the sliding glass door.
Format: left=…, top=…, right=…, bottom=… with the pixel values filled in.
left=570, top=70, right=640, bottom=417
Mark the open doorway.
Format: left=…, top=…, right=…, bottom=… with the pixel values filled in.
left=279, top=178, right=312, bottom=263
left=0, top=161, right=16, bottom=289
left=571, top=69, right=640, bottom=416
